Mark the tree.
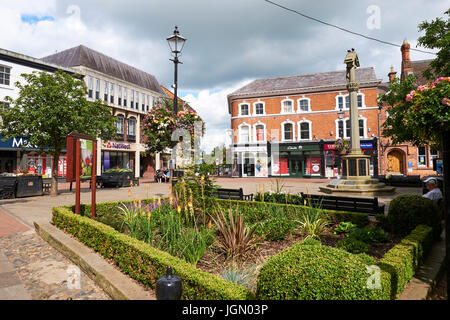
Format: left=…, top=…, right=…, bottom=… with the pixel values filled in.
left=0, top=70, right=117, bottom=196
left=417, top=9, right=450, bottom=80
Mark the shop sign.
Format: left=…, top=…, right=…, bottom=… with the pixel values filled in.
left=324, top=144, right=336, bottom=150
left=0, top=135, right=36, bottom=149
left=104, top=141, right=131, bottom=150
left=360, top=142, right=373, bottom=149
left=233, top=146, right=267, bottom=153
left=278, top=144, right=319, bottom=152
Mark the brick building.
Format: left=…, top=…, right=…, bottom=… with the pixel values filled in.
left=227, top=67, right=382, bottom=178
left=378, top=40, right=438, bottom=177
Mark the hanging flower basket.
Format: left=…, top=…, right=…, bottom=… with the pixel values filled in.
left=335, top=138, right=349, bottom=153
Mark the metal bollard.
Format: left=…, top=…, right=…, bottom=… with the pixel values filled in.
left=155, top=266, right=182, bottom=300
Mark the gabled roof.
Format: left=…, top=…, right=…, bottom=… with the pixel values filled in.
left=411, top=59, right=433, bottom=85
left=229, top=67, right=380, bottom=98
left=41, top=45, right=164, bottom=94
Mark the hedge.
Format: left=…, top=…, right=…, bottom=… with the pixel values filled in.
left=257, top=224, right=434, bottom=300
left=214, top=199, right=370, bottom=227
left=52, top=206, right=252, bottom=300
left=256, top=239, right=392, bottom=300
left=378, top=224, right=434, bottom=298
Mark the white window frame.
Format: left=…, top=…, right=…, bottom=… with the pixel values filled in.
left=297, top=98, right=311, bottom=113
left=281, top=119, right=295, bottom=142
left=253, top=101, right=266, bottom=116
left=118, top=85, right=122, bottom=106
left=104, top=81, right=109, bottom=102
left=238, top=102, right=250, bottom=117
left=238, top=122, right=251, bottom=143
left=297, top=119, right=312, bottom=141
left=110, top=83, right=115, bottom=104
left=335, top=116, right=367, bottom=139
left=253, top=122, right=267, bottom=143
left=281, top=98, right=295, bottom=114
left=335, top=93, right=366, bottom=110
left=418, top=146, right=428, bottom=167
left=0, top=64, right=11, bottom=86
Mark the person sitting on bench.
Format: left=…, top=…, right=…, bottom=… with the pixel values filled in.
left=423, top=178, right=442, bottom=203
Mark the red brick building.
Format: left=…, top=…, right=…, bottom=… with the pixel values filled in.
left=378, top=40, right=439, bottom=177
left=227, top=67, right=382, bottom=178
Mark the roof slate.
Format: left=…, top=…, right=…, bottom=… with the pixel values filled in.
left=41, top=45, right=164, bottom=94
left=229, top=67, right=379, bottom=97
left=411, top=59, right=433, bottom=85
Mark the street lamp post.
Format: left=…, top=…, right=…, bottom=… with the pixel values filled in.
left=166, top=26, right=186, bottom=182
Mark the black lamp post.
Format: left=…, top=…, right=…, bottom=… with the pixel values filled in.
left=167, top=26, right=186, bottom=115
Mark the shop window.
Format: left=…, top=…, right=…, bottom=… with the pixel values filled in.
left=239, top=103, right=249, bottom=116
left=283, top=123, right=293, bottom=141
left=255, top=124, right=265, bottom=142
left=299, top=122, right=310, bottom=140
left=104, top=81, right=109, bottom=102
left=239, top=125, right=250, bottom=143
left=0, top=65, right=11, bottom=86
left=282, top=100, right=294, bottom=113
left=254, top=103, right=264, bottom=115
left=298, top=99, right=310, bottom=112
left=418, top=146, right=427, bottom=166
left=110, top=83, right=115, bottom=104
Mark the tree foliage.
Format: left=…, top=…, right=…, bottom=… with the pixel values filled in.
left=417, top=9, right=450, bottom=79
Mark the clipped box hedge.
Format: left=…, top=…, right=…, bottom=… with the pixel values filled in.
left=378, top=224, right=434, bottom=298
left=257, top=224, right=434, bottom=300
left=52, top=206, right=252, bottom=300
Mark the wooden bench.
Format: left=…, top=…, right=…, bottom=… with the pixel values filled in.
left=383, top=175, right=422, bottom=187
left=300, top=192, right=385, bottom=216
left=213, top=188, right=254, bottom=201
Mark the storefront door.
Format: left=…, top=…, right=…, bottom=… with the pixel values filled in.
left=289, top=157, right=303, bottom=178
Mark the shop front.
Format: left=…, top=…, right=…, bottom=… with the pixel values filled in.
left=322, top=138, right=378, bottom=178
left=269, top=142, right=321, bottom=178
left=231, top=144, right=268, bottom=177
left=101, top=140, right=136, bottom=174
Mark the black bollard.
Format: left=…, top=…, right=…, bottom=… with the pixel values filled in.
left=155, top=266, right=182, bottom=300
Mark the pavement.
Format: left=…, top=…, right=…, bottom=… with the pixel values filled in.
left=0, top=177, right=428, bottom=300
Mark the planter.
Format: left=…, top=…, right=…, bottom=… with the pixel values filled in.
left=15, top=175, right=43, bottom=197
left=0, top=177, right=17, bottom=199
left=101, top=172, right=134, bottom=188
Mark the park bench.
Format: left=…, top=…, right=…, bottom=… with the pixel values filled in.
left=300, top=192, right=385, bottom=216
left=213, top=188, right=254, bottom=201
left=380, top=175, right=422, bottom=187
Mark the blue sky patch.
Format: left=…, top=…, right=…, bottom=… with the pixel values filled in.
left=21, top=14, right=55, bottom=24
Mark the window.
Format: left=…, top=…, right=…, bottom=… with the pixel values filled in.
left=283, top=123, right=293, bottom=141
left=130, top=90, right=134, bottom=109
left=88, top=76, right=93, bottom=98
left=142, top=93, right=145, bottom=111
left=298, top=99, right=309, bottom=112
left=135, top=91, right=139, bottom=109
left=299, top=122, right=310, bottom=140
left=282, top=100, right=294, bottom=113
left=359, top=119, right=364, bottom=137
left=118, top=86, right=122, bottom=106
left=0, top=101, right=10, bottom=110
left=104, top=81, right=109, bottom=102
left=337, top=120, right=344, bottom=138
left=357, top=95, right=363, bottom=108
left=95, top=79, right=100, bottom=99
left=116, top=115, right=124, bottom=135
left=254, top=103, right=264, bottom=115
left=345, top=96, right=350, bottom=109
left=123, top=88, right=127, bottom=107
left=239, top=125, right=250, bottom=143
left=418, top=146, right=427, bottom=166
left=339, top=118, right=365, bottom=138
left=255, top=124, right=265, bottom=142
left=430, top=146, right=438, bottom=161
left=239, top=103, right=249, bottom=116
left=0, top=66, right=11, bottom=86
left=127, top=117, right=136, bottom=138
left=110, top=83, right=115, bottom=104
left=146, top=95, right=150, bottom=111
left=337, top=96, right=344, bottom=110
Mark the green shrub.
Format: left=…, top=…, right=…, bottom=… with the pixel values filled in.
left=349, top=227, right=389, bottom=244
left=336, top=237, right=370, bottom=254
left=299, top=238, right=322, bottom=246
left=387, top=194, right=442, bottom=239
left=256, top=241, right=391, bottom=300
left=378, top=224, right=433, bottom=298
left=333, top=221, right=357, bottom=235
left=375, top=214, right=389, bottom=232
left=52, top=206, right=252, bottom=300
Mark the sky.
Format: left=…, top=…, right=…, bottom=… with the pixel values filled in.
left=0, top=0, right=447, bottom=152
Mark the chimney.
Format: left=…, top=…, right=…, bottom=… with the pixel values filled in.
left=401, top=39, right=412, bottom=81
left=388, top=66, right=397, bottom=82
